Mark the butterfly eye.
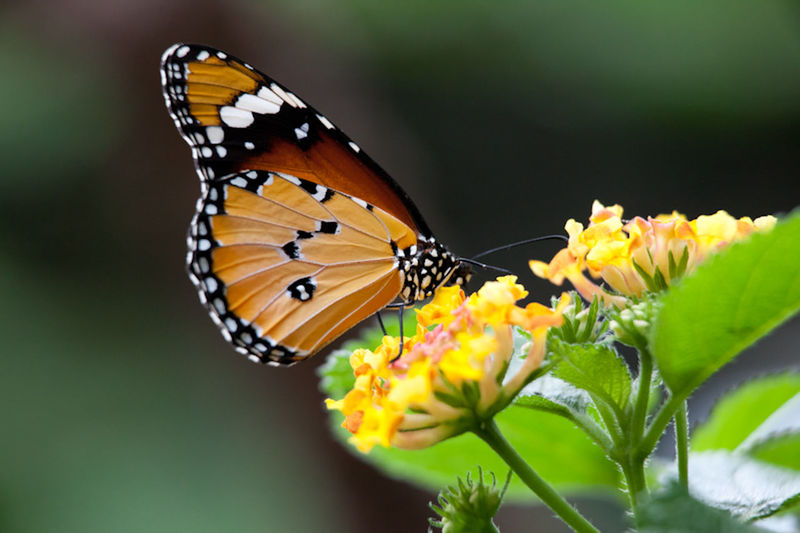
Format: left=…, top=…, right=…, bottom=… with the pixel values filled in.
left=162, top=44, right=464, bottom=365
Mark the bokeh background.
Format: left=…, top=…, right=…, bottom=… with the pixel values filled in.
left=2, top=1, right=799, bottom=531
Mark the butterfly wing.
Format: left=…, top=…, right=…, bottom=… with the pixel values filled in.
left=161, top=43, right=432, bottom=237
left=161, top=44, right=459, bottom=365
left=188, top=169, right=419, bottom=365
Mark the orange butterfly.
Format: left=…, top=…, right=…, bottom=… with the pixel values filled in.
left=161, top=44, right=471, bottom=366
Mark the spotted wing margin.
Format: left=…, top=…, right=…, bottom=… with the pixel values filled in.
left=161, top=43, right=432, bottom=237
left=187, top=169, right=418, bottom=366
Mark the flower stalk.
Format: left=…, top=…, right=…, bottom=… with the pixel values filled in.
left=675, top=401, right=689, bottom=489
left=475, top=419, right=601, bottom=533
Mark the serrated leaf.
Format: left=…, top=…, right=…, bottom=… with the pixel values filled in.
left=551, top=343, right=632, bottom=415
left=515, top=374, right=593, bottom=416
left=638, top=480, right=762, bottom=533
left=687, top=451, right=800, bottom=520
left=692, top=373, right=800, bottom=452
left=514, top=394, right=577, bottom=419
left=650, top=213, right=800, bottom=399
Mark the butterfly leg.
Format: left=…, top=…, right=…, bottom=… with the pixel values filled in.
left=384, top=302, right=409, bottom=362
left=397, top=308, right=404, bottom=357
left=376, top=311, right=388, bottom=336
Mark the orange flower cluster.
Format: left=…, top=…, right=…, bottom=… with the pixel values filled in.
left=326, top=277, right=569, bottom=452
left=531, top=201, right=776, bottom=305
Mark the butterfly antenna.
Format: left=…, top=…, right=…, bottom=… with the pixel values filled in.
left=471, top=235, right=567, bottom=260
left=458, top=257, right=515, bottom=276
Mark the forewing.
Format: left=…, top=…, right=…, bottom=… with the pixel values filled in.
left=161, top=43, right=431, bottom=237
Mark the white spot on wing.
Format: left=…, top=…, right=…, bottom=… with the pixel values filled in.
left=244, top=141, right=255, bottom=150
left=257, top=86, right=283, bottom=105
left=206, top=126, right=224, bottom=144
left=286, top=92, right=307, bottom=108
left=348, top=141, right=360, bottom=153
left=269, top=83, right=297, bottom=108
left=205, top=277, right=218, bottom=292
left=230, top=176, right=248, bottom=188
left=216, top=146, right=227, bottom=158
left=277, top=172, right=301, bottom=185
left=197, top=50, right=210, bottom=61
left=176, top=46, right=190, bottom=57
left=294, top=122, right=309, bottom=140
left=220, top=106, right=254, bottom=127
left=311, top=186, right=328, bottom=202
left=201, top=146, right=213, bottom=158
left=316, top=114, right=334, bottom=129
left=246, top=170, right=258, bottom=179
left=236, top=93, right=280, bottom=115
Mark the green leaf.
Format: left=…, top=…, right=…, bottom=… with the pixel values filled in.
left=319, top=350, right=620, bottom=500
left=687, top=451, right=800, bottom=520
left=514, top=375, right=596, bottom=422
left=737, top=393, right=800, bottom=454
left=638, top=480, right=762, bottom=533
left=692, top=373, right=800, bottom=452
left=551, top=342, right=632, bottom=416
left=650, top=213, right=800, bottom=399
left=750, top=433, right=800, bottom=471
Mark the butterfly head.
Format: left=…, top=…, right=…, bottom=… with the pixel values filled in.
left=398, top=238, right=469, bottom=303
left=447, top=261, right=473, bottom=288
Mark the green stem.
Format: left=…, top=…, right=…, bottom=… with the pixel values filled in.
left=675, top=401, right=689, bottom=489
left=620, top=457, right=647, bottom=518
left=476, top=419, right=601, bottom=533
left=620, top=348, right=653, bottom=518
left=638, top=394, right=683, bottom=457
left=631, top=349, right=653, bottom=446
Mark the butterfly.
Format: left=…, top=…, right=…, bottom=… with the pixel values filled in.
left=160, top=43, right=471, bottom=366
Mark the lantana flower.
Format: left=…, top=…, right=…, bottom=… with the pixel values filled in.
left=326, top=276, right=569, bottom=453
left=530, top=201, right=776, bottom=305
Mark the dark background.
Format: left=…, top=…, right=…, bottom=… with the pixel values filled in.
left=2, top=1, right=799, bottom=531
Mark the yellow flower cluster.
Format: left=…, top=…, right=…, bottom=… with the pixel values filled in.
left=326, top=276, right=569, bottom=453
left=530, top=201, right=776, bottom=305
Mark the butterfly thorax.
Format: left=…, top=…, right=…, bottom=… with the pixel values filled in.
left=397, top=238, right=468, bottom=303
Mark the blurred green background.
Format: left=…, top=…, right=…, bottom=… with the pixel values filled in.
left=2, top=1, right=799, bottom=531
